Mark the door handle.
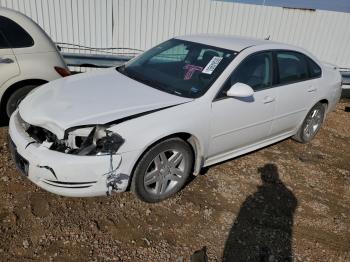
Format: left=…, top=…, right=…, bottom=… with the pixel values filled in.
left=263, top=96, right=275, bottom=104
left=0, top=57, right=14, bottom=64
left=307, top=87, right=317, bottom=92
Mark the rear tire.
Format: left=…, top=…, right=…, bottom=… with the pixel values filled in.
left=131, top=138, right=194, bottom=203
left=6, top=85, right=37, bottom=118
left=292, top=102, right=326, bottom=143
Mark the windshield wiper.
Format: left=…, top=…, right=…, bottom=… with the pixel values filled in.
left=116, top=66, right=184, bottom=97
left=141, top=78, right=184, bottom=96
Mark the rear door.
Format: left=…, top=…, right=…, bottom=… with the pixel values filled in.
left=270, top=51, right=317, bottom=136
left=0, top=17, right=20, bottom=88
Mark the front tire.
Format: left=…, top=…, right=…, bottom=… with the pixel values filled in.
left=6, top=85, right=37, bottom=118
left=131, top=138, right=194, bottom=203
left=293, top=102, right=326, bottom=143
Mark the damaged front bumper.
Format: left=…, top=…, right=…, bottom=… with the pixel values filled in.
left=8, top=111, right=131, bottom=197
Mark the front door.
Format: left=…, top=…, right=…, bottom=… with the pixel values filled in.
left=208, top=52, right=276, bottom=160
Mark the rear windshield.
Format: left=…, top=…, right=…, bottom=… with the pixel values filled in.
left=0, top=16, right=34, bottom=48
left=0, top=31, right=9, bottom=49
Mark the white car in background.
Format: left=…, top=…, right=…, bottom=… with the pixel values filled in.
left=9, top=35, right=342, bottom=202
left=0, top=8, right=69, bottom=121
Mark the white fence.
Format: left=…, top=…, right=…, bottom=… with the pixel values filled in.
left=1, top=0, right=350, bottom=68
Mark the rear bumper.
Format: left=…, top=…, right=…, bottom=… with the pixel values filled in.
left=8, top=110, right=129, bottom=197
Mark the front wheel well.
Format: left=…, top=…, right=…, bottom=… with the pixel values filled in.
left=319, top=99, right=328, bottom=105
left=319, top=99, right=329, bottom=113
left=127, top=132, right=203, bottom=190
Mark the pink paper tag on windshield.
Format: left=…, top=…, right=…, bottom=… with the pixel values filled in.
left=183, top=64, right=203, bottom=80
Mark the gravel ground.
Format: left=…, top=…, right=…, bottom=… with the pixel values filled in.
left=0, top=99, right=349, bottom=262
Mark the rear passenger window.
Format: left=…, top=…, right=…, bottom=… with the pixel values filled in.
left=0, top=16, right=34, bottom=48
left=0, top=31, right=9, bottom=49
left=277, top=51, right=308, bottom=85
left=306, top=57, right=322, bottom=78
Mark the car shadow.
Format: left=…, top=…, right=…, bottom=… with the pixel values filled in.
left=0, top=118, right=8, bottom=128
left=222, top=163, right=297, bottom=262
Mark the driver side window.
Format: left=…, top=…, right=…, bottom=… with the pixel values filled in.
left=217, top=52, right=273, bottom=99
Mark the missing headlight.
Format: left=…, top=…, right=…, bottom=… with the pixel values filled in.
left=73, top=126, right=125, bottom=156
left=95, top=131, right=125, bottom=155
left=75, top=136, right=84, bottom=148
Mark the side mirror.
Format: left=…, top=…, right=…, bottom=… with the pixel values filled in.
left=226, top=82, right=254, bottom=98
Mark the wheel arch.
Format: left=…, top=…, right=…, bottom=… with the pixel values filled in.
left=319, top=99, right=328, bottom=104
left=1, top=79, right=48, bottom=108
left=127, top=132, right=204, bottom=190
left=319, top=98, right=329, bottom=111
left=0, top=79, right=48, bottom=120
left=314, top=99, right=328, bottom=121
left=293, top=99, right=329, bottom=143
left=305, top=99, right=329, bottom=124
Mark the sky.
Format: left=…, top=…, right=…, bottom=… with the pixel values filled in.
left=222, top=0, right=350, bottom=13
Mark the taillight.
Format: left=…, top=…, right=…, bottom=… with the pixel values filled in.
left=55, top=66, right=71, bottom=77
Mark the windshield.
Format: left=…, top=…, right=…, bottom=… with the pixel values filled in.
left=116, top=39, right=237, bottom=98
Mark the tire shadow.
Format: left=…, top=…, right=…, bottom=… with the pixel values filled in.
left=0, top=118, right=8, bottom=128
left=223, top=164, right=297, bottom=262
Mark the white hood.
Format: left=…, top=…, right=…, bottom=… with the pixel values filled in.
left=19, top=68, right=191, bottom=138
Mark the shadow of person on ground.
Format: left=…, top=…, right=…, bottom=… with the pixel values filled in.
left=223, top=164, right=297, bottom=262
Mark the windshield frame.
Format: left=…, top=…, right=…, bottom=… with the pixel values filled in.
left=116, top=38, right=238, bottom=98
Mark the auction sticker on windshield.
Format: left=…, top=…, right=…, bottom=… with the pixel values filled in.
left=202, top=56, right=223, bottom=74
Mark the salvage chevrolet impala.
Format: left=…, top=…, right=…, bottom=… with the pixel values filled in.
left=9, top=35, right=342, bottom=202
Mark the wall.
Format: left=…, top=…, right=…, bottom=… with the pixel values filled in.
left=1, top=0, right=349, bottom=68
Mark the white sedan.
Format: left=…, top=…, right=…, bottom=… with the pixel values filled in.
left=9, top=35, right=342, bottom=202
left=0, top=8, right=69, bottom=121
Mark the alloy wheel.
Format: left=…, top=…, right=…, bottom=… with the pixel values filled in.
left=144, top=150, right=186, bottom=196
left=303, top=108, right=322, bottom=139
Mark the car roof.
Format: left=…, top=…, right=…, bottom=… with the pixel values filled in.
left=0, top=7, right=34, bottom=23
left=176, top=34, right=289, bottom=52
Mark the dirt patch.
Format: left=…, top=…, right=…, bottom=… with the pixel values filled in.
left=0, top=99, right=349, bottom=261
